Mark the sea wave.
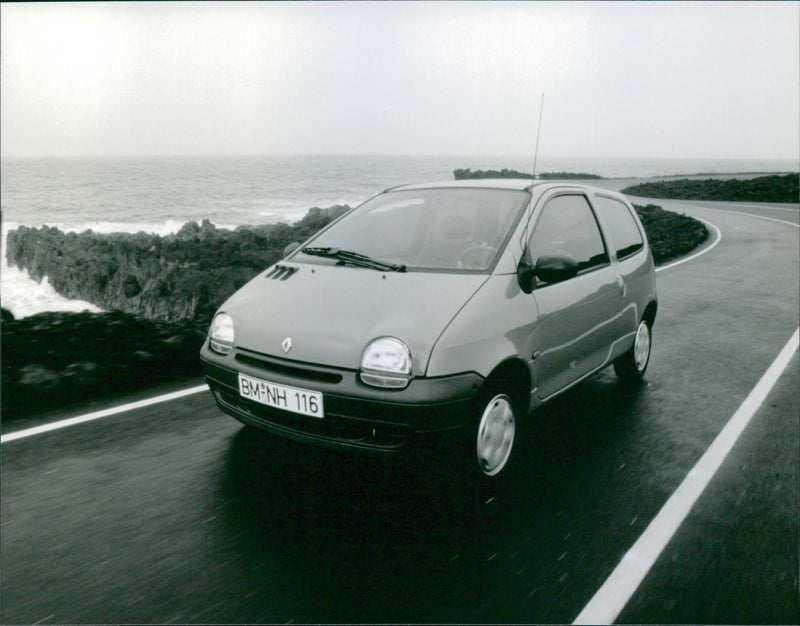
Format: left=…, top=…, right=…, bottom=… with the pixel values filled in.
left=5, top=219, right=243, bottom=237
left=1, top=219, right=241, bottom=319
left=1, top=223, right=103, bottom=318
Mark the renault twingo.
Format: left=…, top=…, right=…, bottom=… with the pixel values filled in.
left=201, top=180, right=657, bottom=478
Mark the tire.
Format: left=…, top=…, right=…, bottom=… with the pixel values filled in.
left=614, top=319, right=652, bottom=385
left=471, top=385, right=520, bottom=478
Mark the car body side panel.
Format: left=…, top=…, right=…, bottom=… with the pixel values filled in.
left=617, top=251, right=656, bottom=333
left=425, top=273, right=539, bottom=388
left=424, top=184, right=656, bottom=401
left=531, top=266, right=623, bottom=398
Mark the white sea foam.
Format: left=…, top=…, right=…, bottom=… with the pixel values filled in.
left=20, top=219, right=240, bottom=237
left=1, top=219, right=235, bottom=319
left=1, top=223, right=103, bottom=319
left=257, top=209, right=317, bottom=222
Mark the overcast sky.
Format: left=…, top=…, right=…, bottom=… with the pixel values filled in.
left=1, top=1, right=798, bottom=159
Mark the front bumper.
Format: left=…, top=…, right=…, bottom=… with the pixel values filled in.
left=201, top=341, right=483, bottom=455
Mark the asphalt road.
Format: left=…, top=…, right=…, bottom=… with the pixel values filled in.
left=2, top=195, right=798, bottom=624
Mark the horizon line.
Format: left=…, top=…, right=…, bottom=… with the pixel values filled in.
left=1, top=153, right=798, bottom=163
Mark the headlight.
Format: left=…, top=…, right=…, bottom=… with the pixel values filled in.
left=209, top=313, right=235, bottom=355
left=360, top=337, right=412, bottom=389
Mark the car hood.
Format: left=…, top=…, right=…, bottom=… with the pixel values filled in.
left=219, top=262, right=489, bottom=374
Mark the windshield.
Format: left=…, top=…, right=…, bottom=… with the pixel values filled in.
left=295, top=188, right=530, bottom=272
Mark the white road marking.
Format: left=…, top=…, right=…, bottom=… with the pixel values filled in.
left=1, top=384, right=208, bottom=443
left=739, top=205, right=799, bottom=213
left=703, top=208, right=799, bottom=228
left=669, top=200, right=800, bottom=229
left=573, top=327, right=799, bottom=625
left=655, top=217, right=721, bottom=272
left=685, top=201, right=799, bottom=213
left=743, top=205, right=799, bottom=212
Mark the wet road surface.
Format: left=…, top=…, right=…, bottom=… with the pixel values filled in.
left=2, top=197, right=798, bottom=624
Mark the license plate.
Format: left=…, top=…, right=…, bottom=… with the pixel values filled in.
left=238, top=373, right=324, bottom=418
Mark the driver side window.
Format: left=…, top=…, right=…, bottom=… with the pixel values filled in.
left=530, top=194, right=609, bottom=273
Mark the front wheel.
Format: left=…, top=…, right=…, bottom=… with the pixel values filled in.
left=473, top=390, right=517, bottom=477
left=614, top=319, right=652, bottom=385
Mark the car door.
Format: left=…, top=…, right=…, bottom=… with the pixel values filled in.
left=527, top=192, right=622, bottom=399
left=590, top=192, right=649, bottom=335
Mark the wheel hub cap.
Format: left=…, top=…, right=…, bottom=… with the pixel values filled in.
left=634, top=322, right=651, bottom=371
left=476, top=394, right=515, bottom=476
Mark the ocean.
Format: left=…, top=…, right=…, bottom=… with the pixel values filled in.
left=2, top=154, right=797, bottom=318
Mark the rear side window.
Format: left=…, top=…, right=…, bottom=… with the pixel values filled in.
left=529, top=194, right=609, bottom=272
left=594, top=195, right=645, bottom=260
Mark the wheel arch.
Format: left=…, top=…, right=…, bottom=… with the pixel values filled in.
left=643, top=300, right=657, bottom=327
left=481, top=357, right=532, bottom=415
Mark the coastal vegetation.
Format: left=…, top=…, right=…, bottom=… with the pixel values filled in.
left=1, top=311, right=204, bottom=419
left=621, top=173, right=798, bottom=202
left=633, top=203, right=708, bottom=264
left=454, top=168, right=603, bottom=180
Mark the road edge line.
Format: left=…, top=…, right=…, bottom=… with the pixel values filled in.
left=707, top=209, right=799, bottom=228
left=682, top=203, right=800, bottom=228
left=573, top=327, right=800, bottom=625
left=1, top=384, right=209, bottom=444
left=655, top=217, right=721, bottom=273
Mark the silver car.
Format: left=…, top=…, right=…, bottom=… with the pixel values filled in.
left=201, top=180, right=657, bottom=478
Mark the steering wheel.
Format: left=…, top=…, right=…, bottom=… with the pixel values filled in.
left=459, top=245, right=496, bottom=269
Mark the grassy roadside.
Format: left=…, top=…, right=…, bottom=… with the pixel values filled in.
left=634, top=203, right=708, bottom=264
left=1, top=310, right=206, bottom=421
left=621, top=173, right=798, bottom=202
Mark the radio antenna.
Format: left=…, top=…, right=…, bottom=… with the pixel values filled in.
left=532, top=92, right=545, bottom=181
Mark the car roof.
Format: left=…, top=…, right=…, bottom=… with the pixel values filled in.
left=384, top=178, right=591, bottom=193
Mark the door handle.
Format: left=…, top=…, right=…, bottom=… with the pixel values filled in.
left=616, top=274, right=625, bottom=297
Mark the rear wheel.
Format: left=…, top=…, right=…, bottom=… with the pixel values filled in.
left=614, top=319, right=651, bottom=385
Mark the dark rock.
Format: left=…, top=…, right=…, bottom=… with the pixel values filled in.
left=633, top=204, right=709, bottom=264
left=5, top=205, right=351, bottom=325
left=1, top=310, right=208, bottom=418
left=621, top=173, right=799, bottom=202
left=453, top=168, right=603, bottom=180
left=122, top=275, right=142, bottom=298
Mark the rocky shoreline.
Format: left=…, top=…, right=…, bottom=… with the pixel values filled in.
left=5, top=205, right=351, bottom=327
left=453, top=168, right=603, bottom=180
left=1, top=310, right=206, bottom=420
left=0, top=178, right=725, bottom=419
left=621, top=173, right=798, bottom=202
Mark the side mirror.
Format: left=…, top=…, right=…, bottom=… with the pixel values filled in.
left=283, top=242, right=301, bottom=257
left=535, top=255, right=579, bottom=285
left=517, top=251, right=537, bottom=294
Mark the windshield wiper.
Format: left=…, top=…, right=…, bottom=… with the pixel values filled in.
left=302, top=247, right=407, bottom=272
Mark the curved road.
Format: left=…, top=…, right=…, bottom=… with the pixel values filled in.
left=2, top=195, right=798, bottom=624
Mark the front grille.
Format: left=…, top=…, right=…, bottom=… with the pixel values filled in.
left=234, top=352, right=343, bottom=385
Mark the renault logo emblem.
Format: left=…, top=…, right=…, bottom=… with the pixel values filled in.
left=281, top=337, right=293, bottom=354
